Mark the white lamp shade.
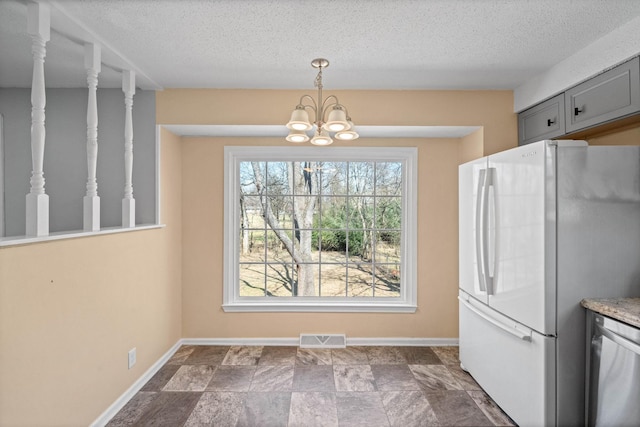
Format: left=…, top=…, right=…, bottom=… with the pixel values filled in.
left=335, top=120, right=359, bottom=141
left=310, top=129, right=333, bottom=146
left=287, top=108, right=312, bottom=131
left=335, top=130, right=359, bottom=141
left=286, top=129, right=310, bottom=143
left=325, top=107, right=348, bottom=132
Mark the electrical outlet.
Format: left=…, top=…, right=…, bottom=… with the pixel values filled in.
left=128, top=348, right=136, bottom=369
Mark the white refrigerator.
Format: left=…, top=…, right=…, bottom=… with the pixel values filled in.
left=458, top=140, right=640, bottom=427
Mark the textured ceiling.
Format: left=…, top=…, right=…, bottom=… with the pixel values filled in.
left=1, top=0, right=640, bottom=91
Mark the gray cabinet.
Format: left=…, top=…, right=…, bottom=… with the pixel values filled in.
left=518, top=94, right=565, bottom=145
left=518, top=56, right=640, bottom=144
left=565, top=57, right=640, bottom=133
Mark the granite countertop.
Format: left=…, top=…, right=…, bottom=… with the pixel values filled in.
left=581, top=298, right=640, bottom=329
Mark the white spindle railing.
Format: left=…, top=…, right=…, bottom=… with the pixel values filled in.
left=25, top=2, right=50, bottom=237
left=83, top=43, right=101, bottom=231
left=122, top=70, right=136, bottom=228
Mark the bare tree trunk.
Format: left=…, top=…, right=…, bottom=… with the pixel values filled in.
left=356, top=197, right=372, bottom=261
left=240, top=192, right=250, bottom=255
left=251, top=161, right=318, bottom=296
left=289, top=162, right=318, bottom=296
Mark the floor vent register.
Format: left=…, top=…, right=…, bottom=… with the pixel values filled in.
left=299, top=334, right=346, bottom=349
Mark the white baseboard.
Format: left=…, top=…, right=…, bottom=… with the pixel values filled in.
left=182, top=337, right=300, bottom=346
left=182, top=337, right=459, bottom=347
left=91, top=336, right=459, bottom=426
left=347, top=337, right=459, bottom=346
left=89, top=340, right=183, bottom=427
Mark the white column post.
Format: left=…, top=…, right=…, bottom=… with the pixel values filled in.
left=121, top=70, right=135, bottom=228
left=83, top=43, right=101, bottom=231
left=25, top=2, right=50, bottom=237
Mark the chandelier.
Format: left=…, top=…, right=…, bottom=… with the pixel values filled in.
left=286, top=58, right=359, bottom=145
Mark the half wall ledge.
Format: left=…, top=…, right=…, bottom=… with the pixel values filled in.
left=0, top=224, right=165, bottom=248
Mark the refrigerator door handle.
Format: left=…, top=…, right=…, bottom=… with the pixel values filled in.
left=597, top=323, right=640, bottom=356
left=484, top=168, right=495, bottom=295
left=475, top=169, right=487, bottom=293
left=459, top=296, right=532, bottom=342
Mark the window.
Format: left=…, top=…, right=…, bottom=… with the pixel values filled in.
left=223, top=146, right=417, bottom=312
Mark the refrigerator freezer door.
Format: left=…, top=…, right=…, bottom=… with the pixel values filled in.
left=459, top=156, right=490, bottom=304
left=487, top=140, right=556, bottom=335
left=459, top=291, right=556, bottom=427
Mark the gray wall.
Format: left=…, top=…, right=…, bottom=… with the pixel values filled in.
left=0, top=88, right=156, bottom=237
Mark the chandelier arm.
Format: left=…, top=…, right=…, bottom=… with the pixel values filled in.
left=318, top=95, right=341, bottom=123
left=291, top=95, right=315, bottom=127
left=298, top=95, right=318, bottom=115
left=320, top=95, right=340, bottom=111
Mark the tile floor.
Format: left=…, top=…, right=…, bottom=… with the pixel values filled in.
left=107, top=345, right=516, bottom=427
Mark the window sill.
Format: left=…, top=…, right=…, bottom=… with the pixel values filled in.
left=222, top=300, right=417, bottom=313
left=0, top=223, right=165, bottom=248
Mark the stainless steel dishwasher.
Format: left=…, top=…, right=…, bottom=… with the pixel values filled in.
left=586, top=311, right=640, bottom=426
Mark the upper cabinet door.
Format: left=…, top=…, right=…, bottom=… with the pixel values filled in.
left=518, top=94, right=565, bottom=146
left=565, top=57, right=640, bottom=133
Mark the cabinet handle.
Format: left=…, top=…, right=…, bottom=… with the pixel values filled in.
left=547, top=118, right=556, bottom=126
left=574, top=107, right=584, bottom=116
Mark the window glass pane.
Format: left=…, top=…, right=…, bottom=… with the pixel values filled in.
left=375, top=162, right=402, bottom=195
left=374, top=230, right=401, bottom=263
left=266, top=261, right=295, bottom=296
left=375, top=197, right=401, bottom=230
left=318, top=233, right=347, bottom=264
left=347, top=197, right=374, bottom=230
left=292, top=195, right=318, bottom=229
left=265, top=230, right=290, bottom=261
left=295, top=263, right=318, bottom=296
left=348, top=265, right=373, bottom=297
left=241, top=195, right=264, bottom=229
left=239, top=263, right=266, bottom=296
left=294, top=229, right=319, bottom=262
left=374, top=264, right=401, bottom=297
left=265, top=162, right=289, bottom=195
left=240, top=162, right=262, bottom=195
left=292, top=161, right=320, bottom=195
left=266, top=194, right=293, bottom=229
left=320, top=162, right=347, bottom=195
left=318, top=196, right=347, bottom=227
left=348, top=229, right=378, bottom=262
left=319, top=264, right=348, bottom=297
left=349, top=162, right=375, bottom=195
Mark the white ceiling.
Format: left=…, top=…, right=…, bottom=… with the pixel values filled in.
left=2, top=0, right=640, bottom=93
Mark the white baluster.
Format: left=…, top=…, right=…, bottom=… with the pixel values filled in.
left=122, top=70, right=135, bottom=228
left=84, top=43, right=101, bottom=231
left=25, top=2, right=50, bottom=237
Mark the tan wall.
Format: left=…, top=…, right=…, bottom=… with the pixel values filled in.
left=181, top=137, right=461, bottom=338
left=157, top=89, right=517, bottom=156
left=585, top=122, right=640, bottom=146
left=165, top=88, right=517, bottom=340
left=459, top=127, right=484, bottom=164
left=0, top=127, right=183, bottom=426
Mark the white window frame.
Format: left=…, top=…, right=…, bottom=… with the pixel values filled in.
left=223, top=146, right=417, bottom=313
